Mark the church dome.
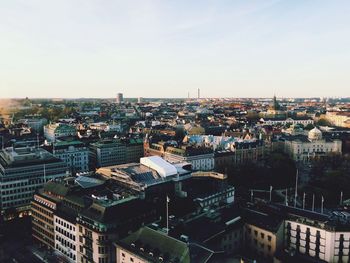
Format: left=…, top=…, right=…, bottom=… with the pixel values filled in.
left=308, top=127, right=322, bottom=141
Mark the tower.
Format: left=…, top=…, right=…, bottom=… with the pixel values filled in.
left=116, top=93, right=123, bottom=104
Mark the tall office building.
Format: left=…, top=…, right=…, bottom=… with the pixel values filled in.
left=0, top=147, right=68, bottom=219
left=116, top=93, right=123, bottom=104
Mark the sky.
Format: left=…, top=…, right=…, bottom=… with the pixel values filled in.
left=0, top=0, right=350, bottom=98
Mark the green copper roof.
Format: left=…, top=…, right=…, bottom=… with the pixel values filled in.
left=120, top=227, right=190, bottom=263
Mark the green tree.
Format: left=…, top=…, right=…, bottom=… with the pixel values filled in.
left=305, top=123, right=315, bottom=130
left=317, top=118, right=331, bottom=126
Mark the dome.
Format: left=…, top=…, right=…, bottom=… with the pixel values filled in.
left=308, top=127, right=322, bottom=141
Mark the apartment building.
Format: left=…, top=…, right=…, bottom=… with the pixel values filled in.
left=284, top=208, right=350, bottom=263
left=54, top=209, right=78, bottom=262
left=31, top=191, right=58, bottom=249
left=243, top=208, right=284, bottom=260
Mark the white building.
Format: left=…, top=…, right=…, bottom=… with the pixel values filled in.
left=44, top=123, right=77, bottom=142
left=54, top=214, right=77, bottom=262
left=325, top=111, right=350, bottom=128
left=260, top=117, right=314, bottom=126
left=284, top=127, right=342, bottom=162
left=53, top=141, right=89, bottom=172
left=89, top=122, right=121, bottom=132
left=285, top=211, right=350, bottom=263
left=164, top=150, right=215, bottom=171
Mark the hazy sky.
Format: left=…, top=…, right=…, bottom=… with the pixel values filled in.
left=1, top=0, right=350, bottom=98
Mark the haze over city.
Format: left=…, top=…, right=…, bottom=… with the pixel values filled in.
left=1, top=0, right=350, bottom=98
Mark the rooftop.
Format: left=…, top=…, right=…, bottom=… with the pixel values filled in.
left=97, top=157, right=191, bottom=191
left=140, top=156, right=178, bottom=177
left=0, top=147, right=63, bottom=169
left=117, top=226, right=191, bottom=263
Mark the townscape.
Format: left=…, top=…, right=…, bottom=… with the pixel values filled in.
left=2, top=1, right=350, bottom=262
left=1, top=95, right=350, bottom=263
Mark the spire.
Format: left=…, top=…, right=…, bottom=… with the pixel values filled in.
left=272, top=94, right=280, bottom=110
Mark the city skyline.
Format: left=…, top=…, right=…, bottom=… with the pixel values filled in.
left=1, top=0, right=350, bottom=98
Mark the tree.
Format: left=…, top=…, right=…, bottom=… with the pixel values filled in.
left=246, top=111, right=259, bottom=122
left=317, top=118, right=331, bottom=126
left=175, top=126, right=186, bottom=141
left=305, top=123, right=315, bottom=130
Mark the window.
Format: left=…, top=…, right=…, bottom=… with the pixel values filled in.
left=260, top=233, right=265, bottom=239
left=267, top=235, right=272, bottom=242
left=254, top=230, right=258, bottom=236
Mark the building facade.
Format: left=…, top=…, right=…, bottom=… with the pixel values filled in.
left=284, top=127, right=342, bottom=162
left=54, top=213, right=78, bottom=262
left=164, top=147, right=215, bottom=171
left=31, top=192, right=58, bottom=249
left=260, top=117, right=314, bottom=126
left=89, top=139, right=143, bottom=169
left=284, top=212, right=350, bottom=263
left=44, top=123, right=77, bottom=142
left=18, top=117, right=48, bottom=134
left=325, top=112, right=350, bottom=128
left=0, top=147, right=67, bottom=219
left=53, top=141, right=89, bottom=173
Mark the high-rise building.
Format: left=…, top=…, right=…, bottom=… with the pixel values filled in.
left=116, top=93, right=123, bottom=104
left=137, top=97, right=143, bottom=103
